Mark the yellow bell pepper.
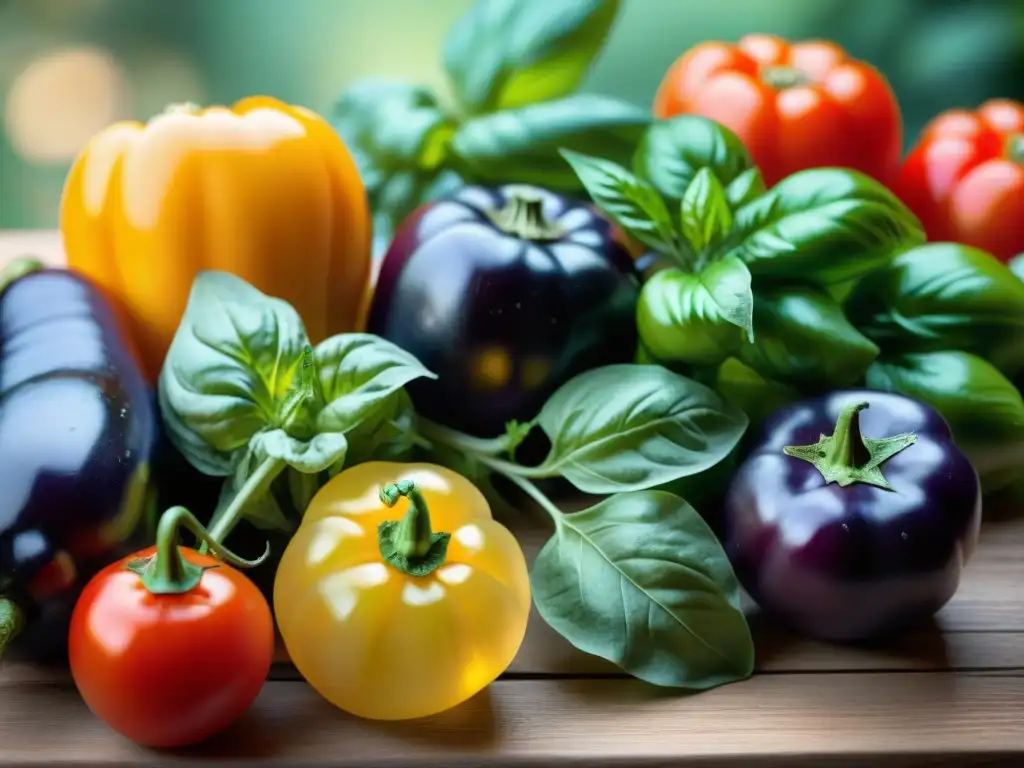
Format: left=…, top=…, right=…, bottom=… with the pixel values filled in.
left=59, top=96, right=373, bottom=382
left=274, top=461, right=531, bottom=720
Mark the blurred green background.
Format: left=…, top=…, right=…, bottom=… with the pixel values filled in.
left=1, top=0, right=1023, bottom=228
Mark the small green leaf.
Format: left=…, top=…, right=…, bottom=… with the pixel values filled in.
left=717, top=168, right=925, bottom=284
left=343, top=389, right=419, bottom=467
left=450, top=95, right=650, bottom=191
left=738, top=284, right=879, bottom=388
left=537, top=363, right=749, bottom=493
left=866, top=351, right=1024, bottom=493
left=680, top=168, right=733, bottom=254
left=315, top=333, right=436, bottom=434
left=846, top=243, right=1024, bottom=377
left=158, top=271, right=309, bottom=472
left=714, top=358, right=802, bottom=427
left=633, top=115, right=757, bottom=205
left=442, top=0, right=620, bottom=114
left=253, top=429, right=348, bottom=475
left=531, top=490, right=754, bottom=689
left=724, top=167, right=767, bottom=209
left=559, top=149, right=677, bottom=255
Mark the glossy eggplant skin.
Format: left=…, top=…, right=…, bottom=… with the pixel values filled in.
left=0, top=263, right=156, bottom=660
left=367, top=184, right=640, bottom=437
left=722, top=390, right=982, bottom=643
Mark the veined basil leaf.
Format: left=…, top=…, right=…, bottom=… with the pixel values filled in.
left=680, top=167, right=733, bottom=254
left=738, top=284, right=879, bottom=388
left=846, top=243, right=1024, bottom=377
left=537, top=363, right=749, bottom=493
left=714, top=357, right=801, bottom=427
left=157, top=383, right=234, bottom=476
left=450, top=95, right=650, bottom=191
left=531, top=490, right=754, bottom=689
left=636, top=259, right=752, bottom=366
left=633, top=115, right=756, bottom=204
left=158, top=271, right=308, bottom=471
left=866, top=351, right=1024, bottom=493
left=719, top=168, right=925, bottom=284
left=343, top=389, right=418, bottom=467
left=442, top=0, right=620, bottom=114
left=252, top=429, right=348, bottom=475
left=315, top=333, right=436, bottom=434
left=560, top=149, right=677, bottom=255
left=725, top=167, right=767, bottom=209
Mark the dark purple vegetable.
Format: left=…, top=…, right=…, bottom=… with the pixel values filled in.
left=367, top=184, right=640, bottom=437
left=0, top=258, right=156, bottom=661
left=722, top=390, right=981, bottom=642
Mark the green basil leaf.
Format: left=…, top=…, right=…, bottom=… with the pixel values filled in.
left=343, top=389, right=418, bottom=466
left=157, top=383, right=234, bottom=476
left=714, top=357, right=801, bottom=427
left=442, top=0, right=620, bottom=114
left=636, top=260, right=752, bottom=366
left=450, top=95, right=650, bottom=191
left=288, top=467, right=320, bottom=518
left=1009, top=253, right=1024, bottom=282
left=559, top=149, right=677, bottom=255
left=680, top=167, right=733, bottom=254
left=314, top=333, right=436, bottom=433
left=372, top=169, right=463, bottom=258
left=865, top=351, right=1024, bottom=493
left=158, top=271, right=308, bottom=470
left=738, top=284, right=879, bottom=388
left=252, top=429, right=348, bottom=475
left=537, top=363, right=748, bottom=493
left=724, top=167, right=767, bottom=209
left=632, top=115, right=756, bottom=204
left=845, top=243, right=1024, bottom=377
left=718, top=168, right=925, bottom=284
left=531, top=490, right=754, bottom=689
left=210, top=473, right=294, bottom=533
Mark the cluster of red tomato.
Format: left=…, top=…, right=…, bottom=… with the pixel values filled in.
left=654, top=33, right=1024, bottom=264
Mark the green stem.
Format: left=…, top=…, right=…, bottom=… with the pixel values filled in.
left=126, top=506, right=269, bottom=594
left=1007, top=133, right=1024, bottom=165
left=0, top=597, right=26, bottom=661
left=0, top=257, right=46, bottom=297
left=488, top=189, right=566, bottom=242
left=206, top=456, right=287, bottom=544
left=479, top=459, right=565, bottom=526
left=416, top=416, right=526, bottom=459
left=377, top=480, right=451, bottom=577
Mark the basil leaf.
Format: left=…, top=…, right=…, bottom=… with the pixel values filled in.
left=680, top=167, right=733, bottom=254
left=719, top=168, right=925, bottom=284
left=372, top=169, right=463, bottom=258
left=158, top=271, right=308, bottom=470
left=442, top=0, right=620, bottom=114
left=845, top=243, right=1024, bottom=377
left=1009, top=253, right=1024, bottom=282
left=632, top=115, right=756, bottom=204
left=251, top=429, right=348, bottom=475
left=738, top=284, right=879, bottom=388
left=531, top=490, right=754, bottom=689
left=537, top=363, right=749, bottom=493
left=725, top=167, right=767, bottom=209
left=865, top=351, right=1024, bottom=493
left=157, top=382, right=234, bottom=476
left=288, top=467, right=320, bottom=518
left=314, top=333, right=436, bottom=433
left=450, top=95, right=650, bottom=191
left=559, top=149, right=677, bottom=255
left=210, top=472, right=294, bottom=533
left=636, top=260, right=752, bottom=366
left=343, top=389, right=418, bottom=467
left=714, top=357, right=801, bottom=427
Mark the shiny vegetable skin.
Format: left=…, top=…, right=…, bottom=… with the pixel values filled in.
left=722, top=391, right=981, bottom=642
left=0, top=259, right=156, bottom=661
left=274, top=462, right=531, bottom=720
left=653, top=34, right=902, bottom=188
left=896, top=99, right=1024, bottom=263
left=367, top=184, right=640, bottom=437
left=60, top=96, right=373, bottom=382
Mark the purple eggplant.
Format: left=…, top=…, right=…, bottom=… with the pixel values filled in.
left=722, top=390, right=981, bottom=642
left=0, top=258, right=156, bottom=661
left=367, top=184, right=640, bottom=438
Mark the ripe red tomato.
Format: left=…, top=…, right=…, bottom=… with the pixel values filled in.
left=896, top=99, right=1024, bottom=263
left=654, top=34, right=902, bottom=188
left=68, top=544, right=274, bottom=748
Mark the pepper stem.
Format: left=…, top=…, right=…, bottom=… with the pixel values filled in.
left=782, top=401, right=917, bottom=490
left=125, top=506, right=270, bottom=595
left=0, top=597, right=25, bottom=661
left=489, top=189, right=566, bottom=242
left=0, top=257, right=46, bottom=298
left=761, top=65, right=813, bottom=89
left=377, top=480, right=451, bottom=577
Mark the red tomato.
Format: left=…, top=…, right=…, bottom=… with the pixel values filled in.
left=68, top=545, right=274, bottom=748
left=895, top=99, right=1024, bottom=263
left=653, top=34, right=902, bottom=188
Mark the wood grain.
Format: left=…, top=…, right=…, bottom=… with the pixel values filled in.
left=2, top=230, right=1023, bottom=765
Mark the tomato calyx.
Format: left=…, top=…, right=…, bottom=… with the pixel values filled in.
left=760, top=65, right=813, bottom=90
left=1005, top=133, right=1024, bottom=165
left=126, top=505, right=270, bottom=595
left=377, top=480, right=451, bottom=577
left=487, top=189, right=567, bottom=242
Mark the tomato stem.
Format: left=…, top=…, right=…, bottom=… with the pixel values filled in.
left=0, top=256, right=46, bottom=298
left=127, top=506, right=270, bottom=595
left=0, top=597, right=26, bottom=661
left=377, top=481, right=451, bottom=577
left=761, top=65, right=812, bottom=90
left=489, top=189, right=567, bottom=242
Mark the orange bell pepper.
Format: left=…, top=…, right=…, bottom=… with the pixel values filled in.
left=59, top=96, right=372, bottom=382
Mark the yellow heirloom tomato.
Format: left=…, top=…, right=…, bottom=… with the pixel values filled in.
left=274, top=462, right=531, bottom=720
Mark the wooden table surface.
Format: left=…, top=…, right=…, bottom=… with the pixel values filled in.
left=1, top=231, right=1023, bottom=766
